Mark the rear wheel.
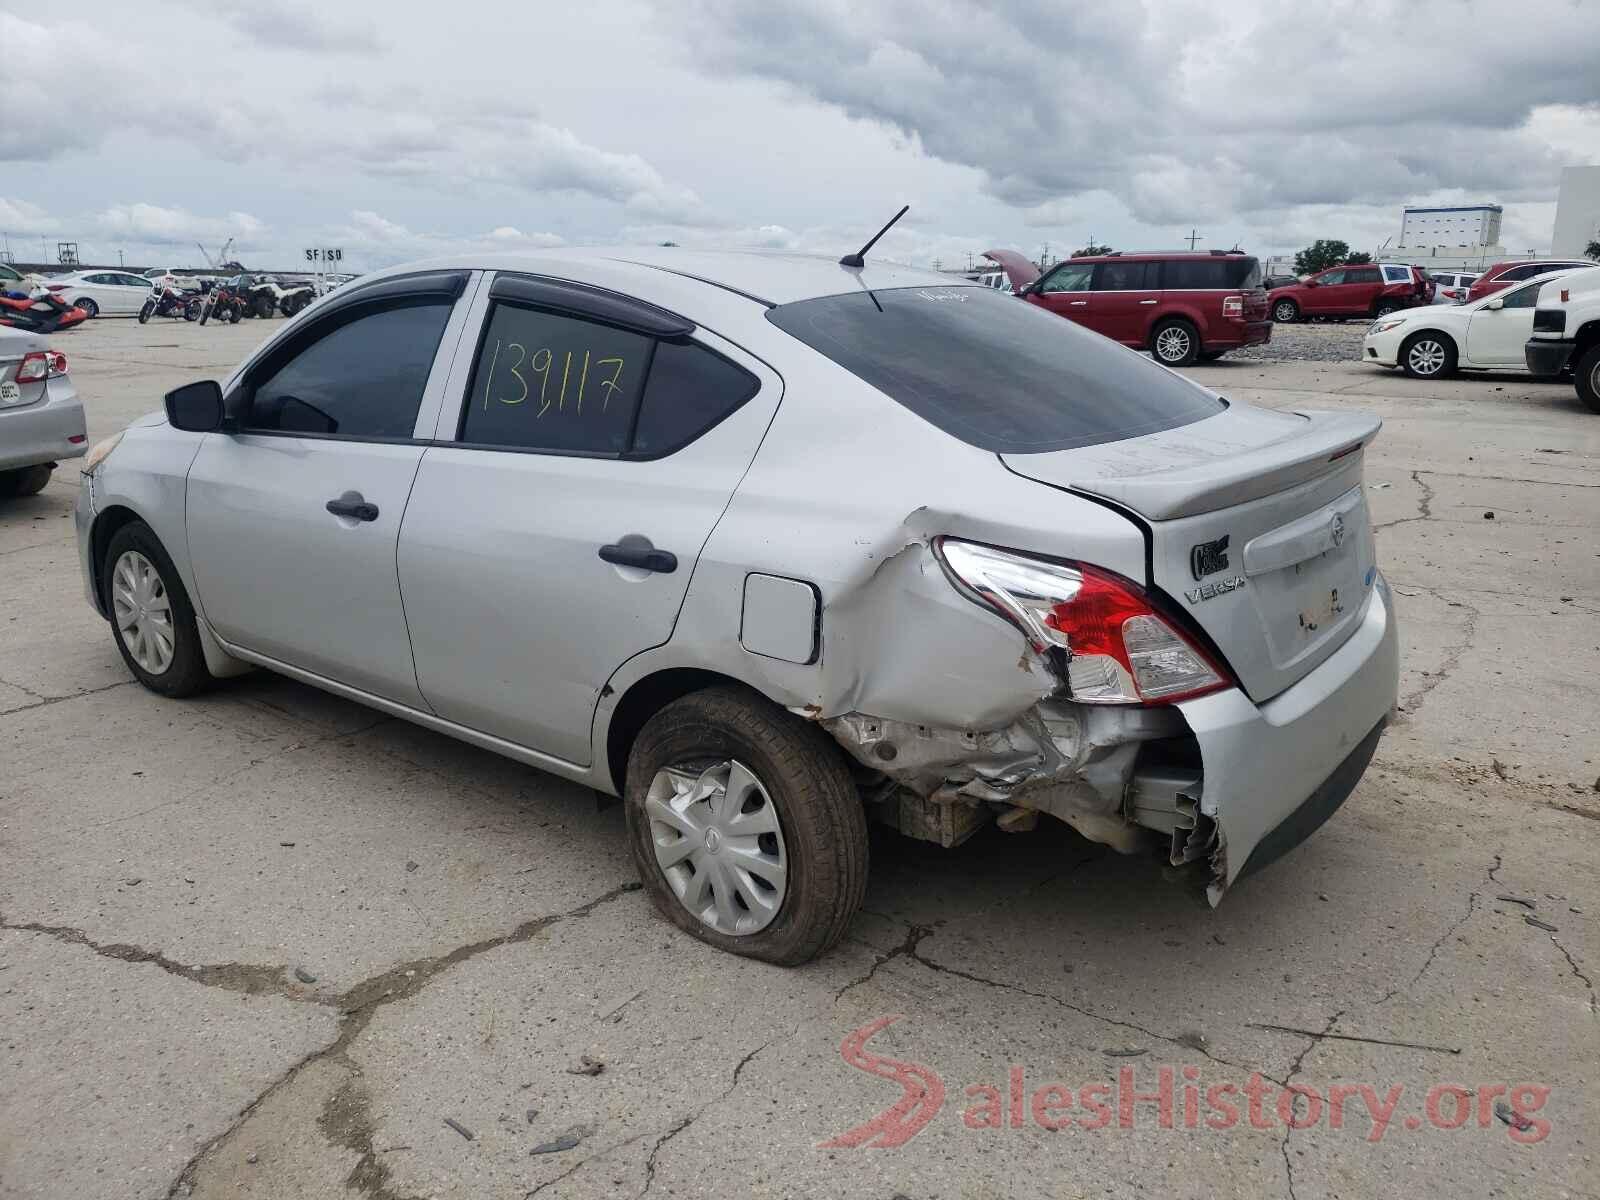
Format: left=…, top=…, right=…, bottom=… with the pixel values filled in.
left=75, top=298, right=99, bottom=319
left=1400, top=331, right=1457, bottom=379
left=1273, top=299, right=1300, bottom=323
left=103, top=521, right=214, bottom=697
left=1150, top=319, right=1199, bottom=367
left=0, top=464, right=53, bottom=497
left=624, top=686, right=867, bottom=965
left=253, top=294, right=276, bottom=319
left=183, top=299, right=202, bottom=321
left=1574, top=343, right=1600, bottom=414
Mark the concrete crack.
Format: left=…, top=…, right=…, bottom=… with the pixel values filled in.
left=1278, top=1010, right=1344, bottom=1200
left=0, top=914, right=310, bottom=1003
left=1248, top=1023, right=1459, bottom=1055
left=1548, top=934, right=1597, bottom=1017
left=1372, top=469, right=1434, bottom=532
left=1375, top=854, right=1496, bottom=1006
left=164, top=879, right=642, bottom=1198
left=1394, top=584, right=1480, bottom=718
left=2, top=677, right=135, bottom=714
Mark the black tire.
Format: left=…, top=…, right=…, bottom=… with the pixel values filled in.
left=183, top=299, right=202, bottom=321
left=227, top=305, right=241, bottom=324
left=0, top=464, right=53, bottom=497
left=137, top=301, right=154, bottom=324
left=624, top=686, right=868, bottom=965
left=1399, top=331, right=1457, bottom=379
left=253, top=294, right=276, bottom=319
left=102, top=521, right=214, bottom=698
left=75, top=298, right=99, bottom=319
left=1272, top=299, right=1300, bottom=323
left=1574, top=343, right=1600, bottom=414
left=1150, top=319, right=1200, bottom=367
left=198, top=299, right=212, bottom=326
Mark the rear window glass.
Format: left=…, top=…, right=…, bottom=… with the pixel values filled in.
left=1162, top=257, right=1261, bottom=289
left=766, top=286, right=1225, bottom=454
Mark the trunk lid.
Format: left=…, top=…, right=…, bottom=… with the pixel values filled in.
left=1002, top=405, right=1382, bottom=701
left=983, top=249, right=1042, bottom=291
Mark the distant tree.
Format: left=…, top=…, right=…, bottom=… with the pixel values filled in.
left=1294, top=239, right=1352, bottom=275
left=1071, top=243, right=1113, bottom=258
left=1586, top=238, right=1600, bottom=261
left=1346, top=251, right=1373, bottom=265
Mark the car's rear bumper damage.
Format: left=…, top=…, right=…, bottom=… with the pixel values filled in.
left=820, top=573, right=1398, bottom=903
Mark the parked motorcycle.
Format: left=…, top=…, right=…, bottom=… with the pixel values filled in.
left=0, top=285, right=89, bottom=334
left=138, top=286, right=203, bottom=324
left=199, top=282, right=244, bottom=325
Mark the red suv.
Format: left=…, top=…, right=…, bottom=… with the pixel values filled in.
left=1268, top=263, right=1433, bottom=323
left=982, top=249, right=1271, bottom=366
left=1465, top=258, right=1597, bottom=303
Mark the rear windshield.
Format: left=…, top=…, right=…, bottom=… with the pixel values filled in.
left=1162, top=257, right=1261, bottom=289
left=766, top=285, right=1225, bottom=454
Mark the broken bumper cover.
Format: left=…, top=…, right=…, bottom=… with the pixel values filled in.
left=1178, top=573, right=1398, bottom=902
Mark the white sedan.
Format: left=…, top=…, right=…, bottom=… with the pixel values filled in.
left=46, top=270, right=158, bottom=318
left=1363, top=269, right=1582, bottom=378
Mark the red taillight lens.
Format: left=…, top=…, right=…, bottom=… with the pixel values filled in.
left=13, top=351, right=66, bottom=382
left=934, top=539, right=1233, bottom=705
left=44, top=284, right=67, bottom=292
left=1222, top=295, right=1244, bottom=319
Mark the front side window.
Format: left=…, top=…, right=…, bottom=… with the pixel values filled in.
left=1497, top=283, right=1541, bottom=309
left=767, top=285, right=1224, bottom=454
left=243, top=300, right=451, bottom=438
left=1318, top=269, right=1347, bottom=286
left=1039, top=263, right=1093, bottom=294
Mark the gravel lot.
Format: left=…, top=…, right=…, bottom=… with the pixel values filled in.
left=2, top=317, right=1596, bottom=1200
left=1229, top=318, right=1370, bottom=362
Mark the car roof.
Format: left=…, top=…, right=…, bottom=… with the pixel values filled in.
left=388, top=248, right=968, bottom=307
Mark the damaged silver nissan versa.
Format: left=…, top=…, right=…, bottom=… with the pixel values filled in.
left=75, top=248, right=1398, bottom=964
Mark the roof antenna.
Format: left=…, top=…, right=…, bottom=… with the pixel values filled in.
left=840, top=205, right=909, bottom=269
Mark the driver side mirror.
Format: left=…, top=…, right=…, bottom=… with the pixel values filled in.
left=1485, top=298, right=1504, bottom=311
left=165, top=380, right=227, bottom=432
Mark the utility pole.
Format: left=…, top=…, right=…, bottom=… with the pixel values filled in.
left=932, top=257, right=942, bottom=272
left=118, top=250, right=124, bottom=267
left=1040, top=242, right=1051, bottom=269
left=1184, top=229, right=1204, bottom=251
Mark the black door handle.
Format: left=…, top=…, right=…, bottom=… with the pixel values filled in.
left=326, top=491, right=379, bottom=522
left=599, top=543, right=677, bottom=573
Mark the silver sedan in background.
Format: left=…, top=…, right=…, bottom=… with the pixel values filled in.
left=74, top=250, right=1398, bottom=963
left=1, top=325, right=84, bottom=495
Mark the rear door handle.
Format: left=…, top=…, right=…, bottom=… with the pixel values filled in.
left=1069, top=300, right=1088, bottom=306
left=1139, top=299, right=1158, bottom=305
left=326, top=491, right=379, bottom=522
left=599, top=543, right=677, bottom=573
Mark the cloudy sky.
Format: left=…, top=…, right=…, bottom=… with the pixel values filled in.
left=3, top=0, right=1597, bottom=272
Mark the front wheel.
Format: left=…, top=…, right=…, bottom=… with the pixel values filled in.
left=624, top=686, right=868, bottom=965
left=103, top=521, right=214, bottom=697
left=1273, top=299, right=1300, bottom=323
left=75, top=298, right=99, bottom=319
left=253, top=295, right=276, bottom=319
left=1375, top=301, right=1400, bottom=318
left=137, top=301, right=154, bottom=324
left=1573, top=343, right=1600, bottom=414
left=1150, top=319, right=1199, bottom=367
left=1400, top=331, right=1457, bottom=379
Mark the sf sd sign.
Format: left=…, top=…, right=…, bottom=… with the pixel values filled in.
left=304, top=248, right=344, bottom=263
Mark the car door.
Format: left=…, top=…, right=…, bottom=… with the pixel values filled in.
left=108, top=273, right=152, bottom=314
left=1024, top=260, right=1095, bottom=326
left=1087, top=260, right=1160, bottom=344
left=185, top=271, right=476, bottom=705
left=397, top=273, right=783, bottom=765
left=76, top=274, right=117, bottom=311
left=1340, top=266, right=1384, bottom=314
left=1465, top=279, right=1540, bottom=366
left=1302, top=269, right=1343, bottom=314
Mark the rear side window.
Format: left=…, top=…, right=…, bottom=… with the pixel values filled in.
left=244, top=300, right=452, bottom=439
left=1383, top=266, right=1412, bottom=283
left=766, top=285, right=1224, bottom=454
left=1094, top=261, right=1158, bottom=290
left=460, top=303, right=757, bottom=457
left=1162, top=257, right=1260, bottom=289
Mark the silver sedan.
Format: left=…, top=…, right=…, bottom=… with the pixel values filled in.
left=75, top=250, right=1398, bottom=963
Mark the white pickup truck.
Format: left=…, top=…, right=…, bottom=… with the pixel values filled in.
left=1525, top=266, right=1600, bottom=412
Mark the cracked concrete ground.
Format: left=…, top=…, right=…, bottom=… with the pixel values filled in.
left=1, top=320, right=1596, bottom=1199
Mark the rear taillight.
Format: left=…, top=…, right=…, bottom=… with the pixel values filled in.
left=44, top=283, right=67, bottom=292
left=1222, top=295, right=1244, bottom=319
left=934, top=538, right=1233, bottom=705
left=15, top=351, right=67, bottom=382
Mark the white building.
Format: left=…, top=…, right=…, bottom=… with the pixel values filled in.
left=1397, top=204, right=1502, bottom=251
left=1551, top=166, right=1600, bottom=258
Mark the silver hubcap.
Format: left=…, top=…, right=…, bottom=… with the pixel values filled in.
left=646, top=759, right=788, bottom=936
left=1407, top=340, right=1445, bottom=375
left=111, top=550, right=175, bottom=675
left=1276, top=303, right=1295, bottom=321
left=1155, top=327, right=1190, bottom=361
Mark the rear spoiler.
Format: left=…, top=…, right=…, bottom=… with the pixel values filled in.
left=1072, top=410, right=1382, bottom=520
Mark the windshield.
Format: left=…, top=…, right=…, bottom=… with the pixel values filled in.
left=767, top=285, right=1225, bottom=454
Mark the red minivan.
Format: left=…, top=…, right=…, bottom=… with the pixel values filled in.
left=983, top=249, right=1271, bottom=366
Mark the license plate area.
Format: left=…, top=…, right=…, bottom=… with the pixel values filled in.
left=0, top=379, right=22, bottom=407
